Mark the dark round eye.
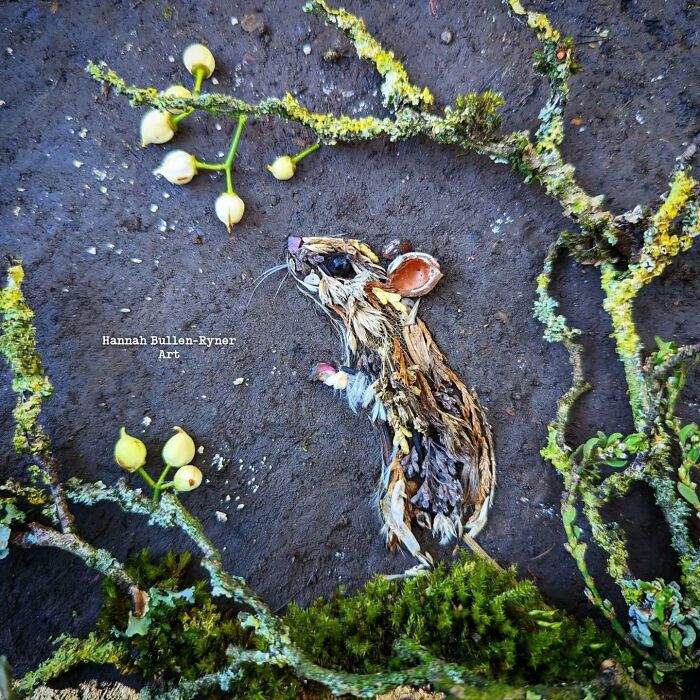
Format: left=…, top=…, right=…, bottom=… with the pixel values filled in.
left=321, top=253, right=354, bottom=278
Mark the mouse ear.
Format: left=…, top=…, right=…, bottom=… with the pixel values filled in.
left=387, top=252, right=443, bottom=298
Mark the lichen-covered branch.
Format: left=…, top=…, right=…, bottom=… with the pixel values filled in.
left=10, top=522, right=140, bottom=599
left=0, top=265, right=147, bottom=615
left=303, top=0, right=434, bottom=112
left=536, top=163, right=700, bottom=674
left=0, top=264, right=74, bottom=533
left=86, top=0, right=629, bottom=267
left=14, top=634, right=124, bottom=696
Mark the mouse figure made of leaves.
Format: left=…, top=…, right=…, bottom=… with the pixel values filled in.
left=287, top=236, right=495, bottom=568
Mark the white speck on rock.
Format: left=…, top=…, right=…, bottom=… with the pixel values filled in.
left=141, top=416, right=152, bottom=427
left=149, top=203, right=158, bottom=212
left=233, top=377, right=245, bottom=385
left=119, top=308, right=131, bottom=313
left=73, top=160, right=84, bottom=168
left=303, top=43, right=311, bottom=55
left=237, top=503, right=245, bottom=510
left=215, top=511, right=228, bottom=523
left=86, top=246, right=97, bottom=255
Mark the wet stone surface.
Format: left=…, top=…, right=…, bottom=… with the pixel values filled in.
left=0, top=0, right=698, bottom=681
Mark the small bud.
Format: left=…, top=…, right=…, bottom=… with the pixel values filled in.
left=114, top=427, right=147, bottom=472
left=153, top=150, right=197, bottom=185
left=162, top=426, right=196, bottom=467
left=325, top=370, right=349, bottom=390
left=140, top=109, right=176, bottom=147
left=267, top=155, right=296, bottom=181
left=215, top=192, right=245, bottom=232
left=183, top=43, right=215, bottom=78
left=312, top=363, right=349, bottom=390
left=173, top=465, right=203, bottom=492
left=161, top=85, right=192, bottom=114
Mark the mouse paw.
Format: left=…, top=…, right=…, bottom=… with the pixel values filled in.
left=311, top=362, right=350, bottom=390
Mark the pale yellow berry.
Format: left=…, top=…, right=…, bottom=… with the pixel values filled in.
left=161, top=426, right=196, bottom=467
left=153, top=150, right=197, bottom=185
left=161, top=85, right=192, bottom=114
left=214, top=192, right=245, bottom=233
left=114, top=427, right=147, bottom=472
left=266, top=155, right=296, bottom=181
left=173, top=465, right=203, bottom=492
left=140, top=109, right=175, bottom=147
left=183, top=43, right=215, bottom=78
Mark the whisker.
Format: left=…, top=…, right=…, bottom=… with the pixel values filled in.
left=273, top=270, right=290, bottom=300
left=246, top=264, right=287, bottom=307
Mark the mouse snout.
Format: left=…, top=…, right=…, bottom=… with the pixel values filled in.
left=287, top=236, right=302, bottom=254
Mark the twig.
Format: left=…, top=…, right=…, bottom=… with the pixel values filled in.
left=11, top=522, right=147, bottom=616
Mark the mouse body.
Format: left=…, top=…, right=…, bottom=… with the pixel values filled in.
left=287, top=235, right=495, bottom=566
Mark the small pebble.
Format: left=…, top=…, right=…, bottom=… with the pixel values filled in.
left=440, top=29, right=454, bottom=45
left=382, top=238, right=412, bottom=261
left=303, top=43, right=311, bottom=55
left=237, top=503, right=245, bottom=510
left=233, top=377, right=245, bottom=385
left=240, top=12, right=264, bottom=33
left=86, top=246, right=97, bottom=255
left=215, top=511, right=228, bottom=523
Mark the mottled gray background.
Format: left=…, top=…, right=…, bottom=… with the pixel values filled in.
left=0, top=0, right=698, bottom=683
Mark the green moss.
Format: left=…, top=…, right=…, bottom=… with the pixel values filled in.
left=18, top=551, right=642, bottom=698
left=286, top=555, right=634, bottom=686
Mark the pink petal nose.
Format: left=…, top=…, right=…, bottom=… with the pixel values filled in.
left=287, top=236, right=302, bottom=254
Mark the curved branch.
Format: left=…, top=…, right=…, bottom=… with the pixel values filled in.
left=10, top=521, right=147, bottom=616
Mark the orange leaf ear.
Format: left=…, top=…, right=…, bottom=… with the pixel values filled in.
left=387, top=252, right=443, bottom=298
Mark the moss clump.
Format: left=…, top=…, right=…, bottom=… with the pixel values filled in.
left=97, top=549, right=303, bottom=700
left=87, top=551, right=637, bottom=698
left=286, top=555, right=635, bottom=686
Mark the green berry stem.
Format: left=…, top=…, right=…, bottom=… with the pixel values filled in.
left=192, top=67, right=206, bottom=96
left=171, top=67, right=208, bottom=126
left=152, top=464, right=173, bottom=503
left=194, top=160, right=225, bottom=171
left=291, top=142, right=320, bottom=164
left=136, top=467, right=156, bottom=489
left=172, top=111, right=190, bottom=126
left=224, top=114, right=247, bottom=194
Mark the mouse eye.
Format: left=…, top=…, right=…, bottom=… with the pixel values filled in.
left=320, top=253, right=354, bottom=278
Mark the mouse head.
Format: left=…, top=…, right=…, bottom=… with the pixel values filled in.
left=286, top=236, right=443, bottom=308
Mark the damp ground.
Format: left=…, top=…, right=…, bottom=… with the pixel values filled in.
left=0, top=0, right=698, bottom=691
